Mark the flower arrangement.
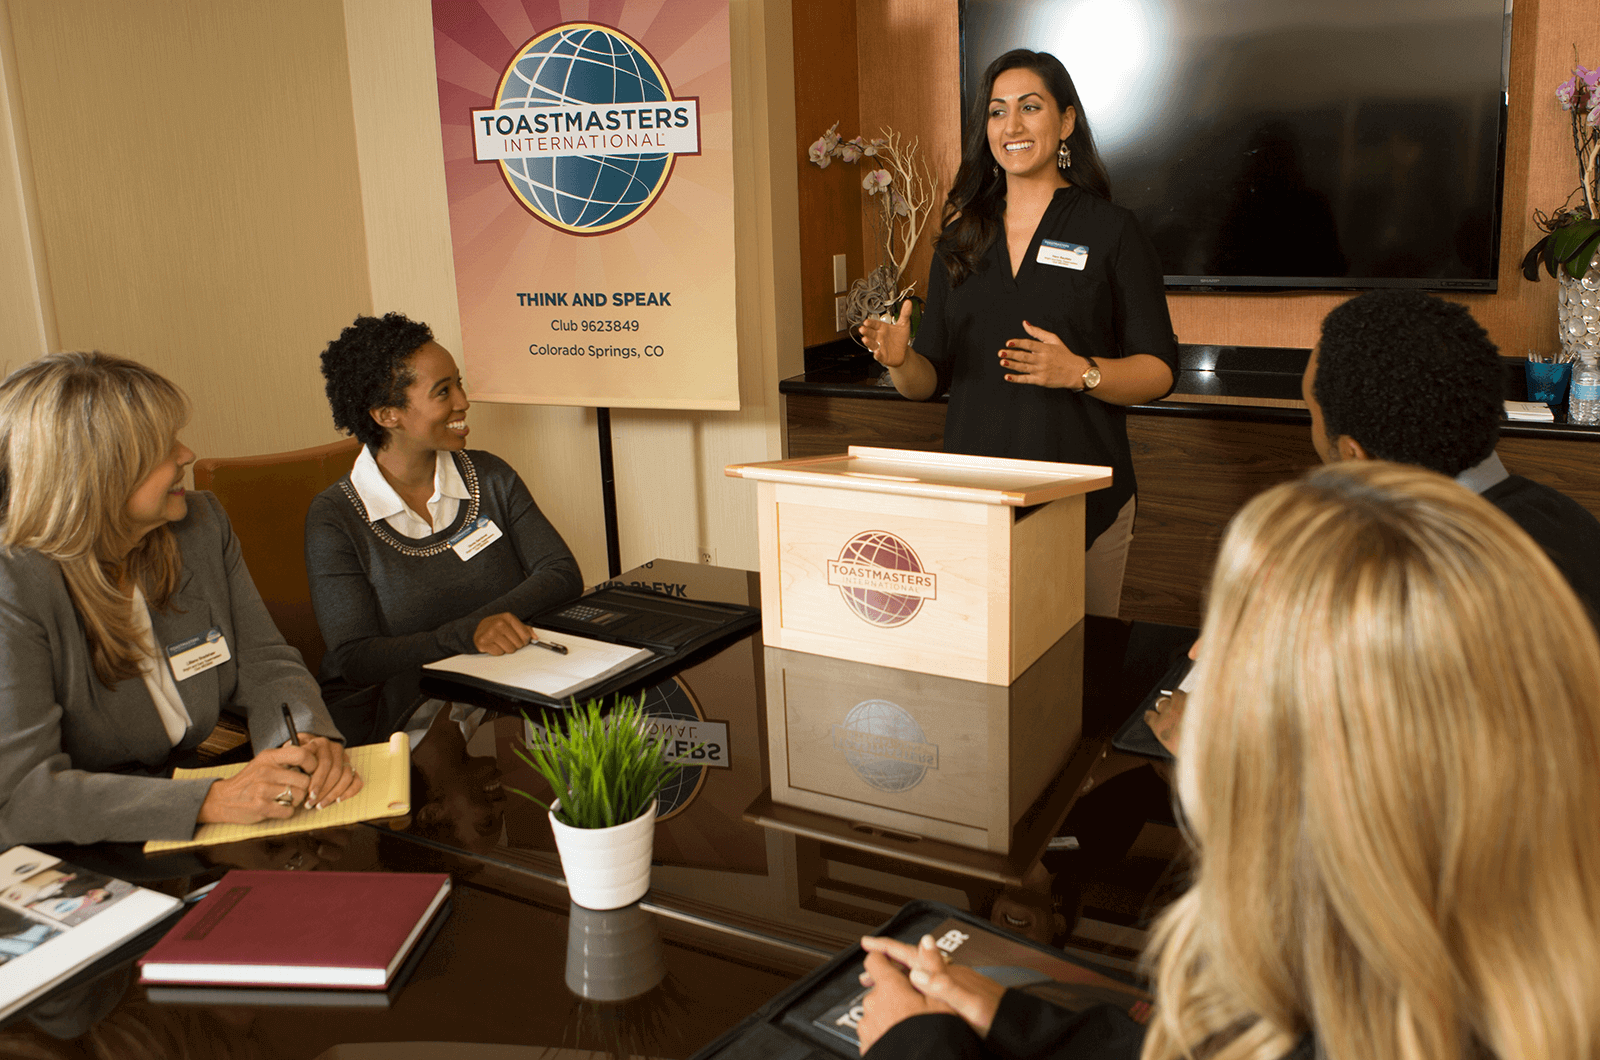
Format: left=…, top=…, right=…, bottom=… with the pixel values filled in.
left=808, top=122, right=937, bottom=326
left=1523, top=57, right=1600, bottom=281
left=510, top=697, right=683, bottom=829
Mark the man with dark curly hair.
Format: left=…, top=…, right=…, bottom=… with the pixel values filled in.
left=1306, top=289, right=1600, bottom=618
left=306, top=313, right=582, bottom=743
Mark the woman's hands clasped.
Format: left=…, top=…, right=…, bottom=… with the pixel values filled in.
left=292, top=733, right=362, bottom=809
left=196, top=736, right=361, bottom=824
left=854, top=934, right=1007, bottom=1055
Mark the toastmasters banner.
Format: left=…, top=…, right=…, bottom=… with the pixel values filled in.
left=432, top=2, right=737, bottom=409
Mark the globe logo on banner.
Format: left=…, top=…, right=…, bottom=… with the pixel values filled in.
left=826, top=531, right=938, bottom=627
left=473, top=23, right=701, bottom=234
left=832, top=700, right=939, bottom=793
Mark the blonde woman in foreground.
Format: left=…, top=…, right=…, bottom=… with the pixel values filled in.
left=854, top=460, right=1600, bottom=1060
left=0, top=353, right=359, bottom=846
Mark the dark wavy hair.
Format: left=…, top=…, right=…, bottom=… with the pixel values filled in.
left=937, top=50, right=1112, bottom=287
left=1315, top=291, right=1503, bottom=477
left=320, top=312, right=434, bottom=451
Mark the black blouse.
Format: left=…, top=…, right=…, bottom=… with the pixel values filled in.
left=917, top=186, right=1178, bottom=545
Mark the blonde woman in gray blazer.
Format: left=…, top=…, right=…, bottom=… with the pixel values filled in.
left=0, top=353, right=360, bottom=846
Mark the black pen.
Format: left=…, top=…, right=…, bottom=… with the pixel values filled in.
left=531, top=639, right=569, bottom=656
left=281, top=703, right=309, bottom=775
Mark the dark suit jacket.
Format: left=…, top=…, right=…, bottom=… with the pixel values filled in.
left=1482, top=474, right=1600, bottom=623
left=0, top=492, right=338, bottom=845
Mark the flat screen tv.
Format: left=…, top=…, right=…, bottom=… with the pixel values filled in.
left=961, top=0, right=1513, bottom=291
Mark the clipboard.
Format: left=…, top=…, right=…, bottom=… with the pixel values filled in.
left=1111, top=655, right=1192, bottom=763
left=144, top=733, right=411, bottom=854
left=689, top=900, right=1146, bottom=1060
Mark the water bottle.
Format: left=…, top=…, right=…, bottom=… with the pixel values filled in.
left=1571, top=355, right=1600, bottom=425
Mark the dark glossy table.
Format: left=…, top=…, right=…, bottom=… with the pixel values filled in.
left=7, top=561, right=1193, bottom=1058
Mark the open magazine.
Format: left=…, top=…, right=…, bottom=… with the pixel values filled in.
left=0, top=847, right=183, bottom=1022
left=814, top=916, right=1151, bottom=1048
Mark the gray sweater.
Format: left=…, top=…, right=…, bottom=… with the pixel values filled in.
left=305, top=450, right=582, bottom=740
left=0, top=491, right=338, bottom=845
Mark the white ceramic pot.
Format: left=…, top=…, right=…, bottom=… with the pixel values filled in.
left=549, top=799, right=657, bottom=910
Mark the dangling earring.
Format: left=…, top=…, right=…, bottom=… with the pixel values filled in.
left=992, top=162, right=1000, bottom=178
left=1057, top=140, right=1072, bottom=170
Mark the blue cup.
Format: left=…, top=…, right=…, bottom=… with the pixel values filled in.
left=1526, top=361, right=1572, bottom=406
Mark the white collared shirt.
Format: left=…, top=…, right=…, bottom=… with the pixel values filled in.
left=1454, top=449, right=1511, bottom=496
left=350, top=447, right=470, bottom=539
left=131, top=586, right=191, bottom=746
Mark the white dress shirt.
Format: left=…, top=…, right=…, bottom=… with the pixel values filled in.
left=349, top=447, right=470, bottom=539
left=131, top=585, right=191, bottom=746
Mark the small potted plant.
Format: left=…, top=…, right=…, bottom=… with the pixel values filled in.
left=509, top=696, right=682, bottom=910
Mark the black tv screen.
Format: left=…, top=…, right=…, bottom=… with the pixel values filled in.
left=961, top=0, right=1512, bottom=291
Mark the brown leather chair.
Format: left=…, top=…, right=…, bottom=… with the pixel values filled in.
left=193, top=437, right=361, bottom=678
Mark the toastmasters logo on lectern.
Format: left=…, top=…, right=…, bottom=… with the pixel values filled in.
left=826, top=531, right=937, bottom=627
left=472, top=23, right=701, bottom=235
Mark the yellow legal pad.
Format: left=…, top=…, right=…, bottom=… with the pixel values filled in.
left=144, top=732, right=412, bottom=854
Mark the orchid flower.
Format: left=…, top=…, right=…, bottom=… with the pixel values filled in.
left=1558, top=76, right=1578, bottom=110
left=807, top=122, right=842, bottom=168
left=862, top=169, right=892, bottom=195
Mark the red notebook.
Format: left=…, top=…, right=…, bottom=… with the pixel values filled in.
left=138, top=871, right=451, bottom=989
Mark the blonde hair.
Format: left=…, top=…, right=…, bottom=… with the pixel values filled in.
left=0, top=352, right=190, bottom=686
left=1143, top=461, right=1600, bottom=1060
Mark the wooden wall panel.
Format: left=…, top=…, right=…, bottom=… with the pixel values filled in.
left=856, top=0, right=961, bottom=322
left=785, top=392, right=944, bottom=457
left=1123, top=418, right=1320, bottom=627
left=793, top=0, right=863, bottom=347
left=6, top=0, right=371, bottom=462
left=1499, top=436, right=1600, bottom=522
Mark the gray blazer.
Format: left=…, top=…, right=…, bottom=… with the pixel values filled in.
left=0, top=491, right=340, bottom=845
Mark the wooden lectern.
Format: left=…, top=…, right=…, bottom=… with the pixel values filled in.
left=725, top=447, right=1111, bottom=685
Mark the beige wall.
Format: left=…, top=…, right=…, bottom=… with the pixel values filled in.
left=0, top=0, right=801, bottom=584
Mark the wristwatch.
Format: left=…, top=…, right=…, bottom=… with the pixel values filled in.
left=1078, top=356, right=1101, bottom=392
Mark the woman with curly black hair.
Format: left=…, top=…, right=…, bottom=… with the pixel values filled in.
left=306, top=313, right=582, bottom=743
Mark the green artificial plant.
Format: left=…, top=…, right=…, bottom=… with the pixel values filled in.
left=510, top=696, right=684, bottom=829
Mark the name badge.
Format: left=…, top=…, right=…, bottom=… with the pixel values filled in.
left=167, top=627, right=231, bottom=681
left=450, top=517, right=503, bottom=561
left=1037, top=239, right=1088, bottom=270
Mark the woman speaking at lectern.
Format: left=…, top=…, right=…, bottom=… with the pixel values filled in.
left=861, top=50, right=1177, bottom=617
left=306, top=313, right=583, bottom=744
